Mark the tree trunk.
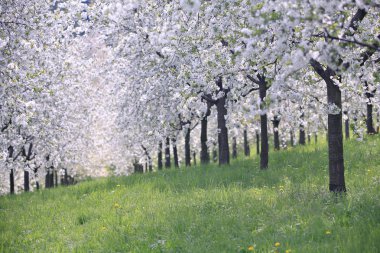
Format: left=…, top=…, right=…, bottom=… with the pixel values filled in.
left=200, top=104, right=211, bottom=164
left=10, top=169, right=15, bottom=195
left=344, top=111, right=350, bottom=140
left=185, top=128, right=191, bottom=166
left=377, top=110, right=379, bottom=133
left=259, top=78, right=268, bottom=169
left=36, top=181, right=40, bottom=191
left=232, top=137, right=237, bottom=159
left=64, top=169, right=68, bottom=186
left=54, top=170, right=58, bottom=187
left=307, top=133, right=311, bottom=144
left=272, top=116, right=280, bottom=151
left=24, top=170, right=30, bottom=192
left=290, top=130, right=295, bottom=147
left=192, top=151, right=197, bottom=166
left=216, top=79, right=230, bottom=165
left=243, top=129, right=250, bottom=156
left=165, top=137, right=171, bottom=168
left=310, top=59, right=346, bottom=192
left=50, top=170, right=54, bottom=188
left=45, top=171, right=50, bottom=188
left=299, top=113, right=306, bottom=145
left=326, top=80, right=346, bottom=192
left=314, top=133, right=318, bottom=144
left=256, top=131, right=260, bottom=155
left=172, top=138, right=179, bottom=168
left=158, top=142, right=163, bottom=170
left=365, top=82, right=376, bottom=134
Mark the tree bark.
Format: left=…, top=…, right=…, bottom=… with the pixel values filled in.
left=256, top=131, right=260, bottom=155
left=307, top=133, right=311, bottom=144
left=299, top=112, right=306, bottom=145
left=377, top=110, right=380, bottom=133
left=314, top=133, right=318, bottom=144
left=272, top=116, right=280, bottom=151
left=158, top=142, right=163, bottom=170
left=10, top=169, right=15, bottom=195
left=165, top=137, right=171, bottom=168
left=290, top=130, right=295, bottom=147
left=192, top=151, right=197, bottom=166
left=243, top=129, right=250, bottom=156
left=24, top=170, right=30, bottom=192
left=200, top=104, right=211, bottom=164
left=216, top=78, right=230, bottom=165
left=310, top=59, right=346, bottom=192
left=232, top=137, right=237, bottom=159
left=259, top=77, right=268, bottom=169
left=54, top=169, right=58, bottom=187
left=172, top=138, right=179, bottom=168
left=365, top=83, right=376, bottom=134
left=185, top=128, right=191, bottom=166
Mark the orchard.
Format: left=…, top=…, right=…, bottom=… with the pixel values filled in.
left=0, top=1, right=379, bottom=252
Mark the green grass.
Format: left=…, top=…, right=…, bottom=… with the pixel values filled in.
left=1, top=135, right=380, bottom=253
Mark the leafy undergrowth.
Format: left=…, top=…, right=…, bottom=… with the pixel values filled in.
left=1, top=135, right=379, bottom=253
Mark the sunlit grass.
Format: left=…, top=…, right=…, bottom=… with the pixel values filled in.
left=0, top=135, right=379, bottom=252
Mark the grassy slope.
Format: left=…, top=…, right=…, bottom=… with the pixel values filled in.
left=0, top=135, right=379, bottom=253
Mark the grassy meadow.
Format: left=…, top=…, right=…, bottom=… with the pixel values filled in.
left=1, top=135, right=380, bottom=253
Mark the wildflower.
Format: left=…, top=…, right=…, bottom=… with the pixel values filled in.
left=116, top=184, right=121, bottom=187
left=285, top=250, right=292, bottom=253
left=101, top=226, right=107, bottom=231
left=248, top=245, right=254, bottom=251
left=275, top=242, right=281, bottom=247
left=113, top=202, right=121, bottom=209
left=325, top=230, right=332, bottom=235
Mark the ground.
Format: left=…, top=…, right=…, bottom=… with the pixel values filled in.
left=1, top=135, right=380, bottom=253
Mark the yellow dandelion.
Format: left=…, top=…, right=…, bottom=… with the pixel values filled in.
left=113, top=202, right=121, bottom=209
left=101, top=226, right=107, bottom=231
left=248, top=245, right=254, bottom=251
left=275, top=242, right=281, bottom=247
left=286, top=250, right=292, bottom=253
left=325, top=230, right=332, bottom=235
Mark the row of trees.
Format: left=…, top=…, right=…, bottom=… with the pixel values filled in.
left=1, top=0, right=379, bottom=194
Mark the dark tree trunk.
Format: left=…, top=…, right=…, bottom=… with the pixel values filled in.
left=243, top=129, right=250, bottom=156
left=54, top=170, right=58, bottom=187
left=272, top=116, right=280, bottom=151
left=36, top=181, right=40, bottom=191
left=158, top=142, right=163, bottom=170
left=259, top=77, right=268, bottom=169
left=256, top=131, right=260, bottom=155
left=307, top=133, right=311, bottom=144
left=377, top=110, right=379, bottom=133
left=232, top=137, right=237, bottom=159
left=314, top=133, right=318, bottom=144
left=172, top=138, right=179, bottom=168
left=344, top=111, right=350, bottom=140
left=193, top=151, right=197, bottom=166
left=24, top=170, right=30, bottom=192
left=10, top=169, right=15, bottom=195
left=311, top=59, right=346, bottom=192
left=299, top=116, right=306, bottom=145
left=50, top=170, right=54, bottom=187
left=200, top=104, right=211, bottom=164
left=365, top=82, right=376, bottom=134
left=290, top=130, right=295, bottom=147
left=64, top=169, right=68, bottom=185
left=165, top=137, right=171, bottom=168
left=45, top=172, right=50, bottom=188
left=216, top=78, right=230, bottom=165
left=185, top=128, right=191, bottom=166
